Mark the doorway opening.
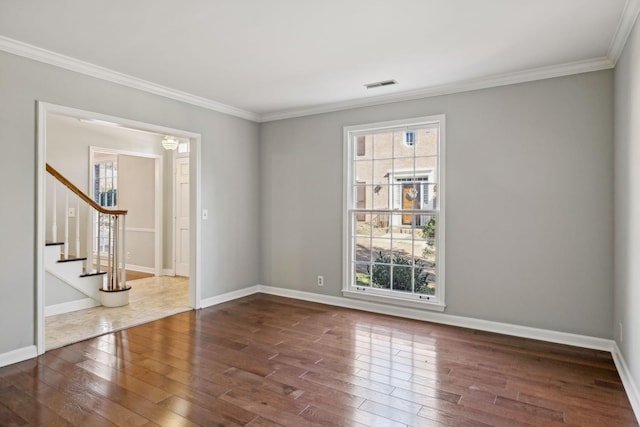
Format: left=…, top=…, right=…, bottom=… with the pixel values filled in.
left=36, top=102, right=202, bottom=354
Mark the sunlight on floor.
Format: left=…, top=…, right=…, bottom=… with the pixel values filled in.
left=45, top=276, right=190, bottom=350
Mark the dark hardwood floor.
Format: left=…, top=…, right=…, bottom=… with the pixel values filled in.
left=0, top=293, right=637, bottom=426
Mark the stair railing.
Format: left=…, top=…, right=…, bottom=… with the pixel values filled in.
left=46, top=163, right=128, bottom=291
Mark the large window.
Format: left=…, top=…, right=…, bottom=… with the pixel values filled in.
left=343, top=115, right=445, bottom=310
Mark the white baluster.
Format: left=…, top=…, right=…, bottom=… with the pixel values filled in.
left=120, top=215, right=126, bottom=288
left=75, top=197, right=80, bottom=260
left=51, top=181, right=57, bottom=242
left=86, top=207, right=93, bottom=272
left=64, top=191, right=69, bottom=259
left=97, top=212, right=102, bottom=276
left=107, top=214, right=112, bottom=289
left=112, top=215, right=119, bottom=289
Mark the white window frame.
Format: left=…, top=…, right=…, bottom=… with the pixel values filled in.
left=342, top=115, right=446, bottom=311
left=92, top=155, right=118, bottom=255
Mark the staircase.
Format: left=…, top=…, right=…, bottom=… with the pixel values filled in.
left=45, top=163, right=129, bottom=314
left=45, top=242, right=105, bottom=302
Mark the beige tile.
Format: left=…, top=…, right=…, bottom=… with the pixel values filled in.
left=46, top=276, right=190, bottom=350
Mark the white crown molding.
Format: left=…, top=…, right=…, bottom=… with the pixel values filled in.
left=0, top=36, right=259, bottom=122
left=612, top=342, right=640, bottom=422
left=2, top=13, right=633, bottom=126
left=258, top=57, right=614, bottom=122
left=609, top=0, right=640, bottom=64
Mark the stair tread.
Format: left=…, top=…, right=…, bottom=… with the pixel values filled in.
left=45, top=241, right=64, bottom=246
left=57, top=256, right=87, bottom=263
left=80, top=270, right=107, bottom=277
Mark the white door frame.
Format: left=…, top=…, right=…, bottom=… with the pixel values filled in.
left=89, top=147, right=163, bottom=277
left=36, top=101, right=203, bottom=355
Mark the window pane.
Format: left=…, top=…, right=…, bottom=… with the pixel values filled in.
left=372, top=213, right=390, bottom=234
left=413, top=183, right=437, bottom=211
left=393, top=130, right=415, bottom=158
left=413, top=239, right=436, bottom=268
left=354, top=237, right=372, bottom=263
left=414, top=156, right=438, bottom=180
left=371, top=238, right=391, bottom=261
left=355, top=263, right=371, bottom=287
left=354, top=183, right=371, bottom=210
left=372, top=159, right=393, bottom=184
left=415, top=127, right=438, bottom=157
left=390, top=213, right=404, bottom=229
left=371, top=263, right=391, bottom=289
left=371, top=185, right=391, bottom=210
left=392, top=266, right=413, bottom=292
left=354, top=213, right=372, bottom=236
left=391, top=237, right=412, bottom=261
left=393, top=156, right=414, bottom=176
left=416, top=268, right=436, bottom=295
left=355, top=160, right=372, bottom=184
left=372, top=133, right=393, bottom=159
left=355, top=135, right=372, bottom=159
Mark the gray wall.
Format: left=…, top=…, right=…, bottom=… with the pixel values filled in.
left=0, top=50, right=260, bottom=354
left=260, top=70, right=614, bottom=338
left=118, top=154, right=157, bottom=270
left=45, top=272, right=86, bottom=306
left=614, top=13, right=640, bottom=403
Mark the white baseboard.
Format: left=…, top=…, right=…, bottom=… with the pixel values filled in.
left=161, top=268, right=175, bottom=276
left=0, top=345, right=37, bottom=368
left=126, top=264, right=155, bottom=274
left=256, top=285, right=614, bottom=352
left=200, top=285, right=261, bottom=308
left=45, top=298, right=101, bottom=317
left=612, top=342, right=640, bottom=421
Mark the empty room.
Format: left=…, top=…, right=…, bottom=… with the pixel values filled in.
left=0, top=0, right=639, bottom=425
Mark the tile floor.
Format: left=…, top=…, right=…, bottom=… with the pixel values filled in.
left=45, top=275, right=190, bottom=350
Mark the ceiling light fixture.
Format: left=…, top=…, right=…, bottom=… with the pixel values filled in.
left=161, top=135, right=179, bottom=150
left=365, top=79, right=398, bottom=89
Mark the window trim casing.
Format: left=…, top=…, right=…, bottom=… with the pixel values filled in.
left=342, top=115, right=446, bottom=311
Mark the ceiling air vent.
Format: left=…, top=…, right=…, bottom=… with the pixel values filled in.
left=365, top=79, right=397, bottom=89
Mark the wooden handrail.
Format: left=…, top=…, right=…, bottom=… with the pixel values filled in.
left=46, top=163, right=128, bottom=216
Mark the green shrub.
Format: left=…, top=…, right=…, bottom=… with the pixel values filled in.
left=422, top=216, right=436, bottom=239
left=368, top=251, right=433, bottom=293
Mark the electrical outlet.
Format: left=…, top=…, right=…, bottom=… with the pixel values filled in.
left=317, top=275, right=324, bottom=286
left=127, top=251, right=131, bottom=261
left=68, top=207, right=76, bottom=218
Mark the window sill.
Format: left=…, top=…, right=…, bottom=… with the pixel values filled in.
left=342, top=289, right=446, bottom=312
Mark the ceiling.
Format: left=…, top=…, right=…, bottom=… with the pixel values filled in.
left=0, top=0, right=637, bottom=121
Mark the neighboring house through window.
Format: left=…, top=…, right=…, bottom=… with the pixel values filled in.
left=344, top=115, right=445, bottom=310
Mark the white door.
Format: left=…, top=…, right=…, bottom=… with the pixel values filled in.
left=175, top=157, right=190, bottom=277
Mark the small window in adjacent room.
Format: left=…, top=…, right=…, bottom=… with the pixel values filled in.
left=344, top=115, right=445, bottom=311
left=403, top=130, right=415, bottom=146
left=178, top=141, right=190, bottom=154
